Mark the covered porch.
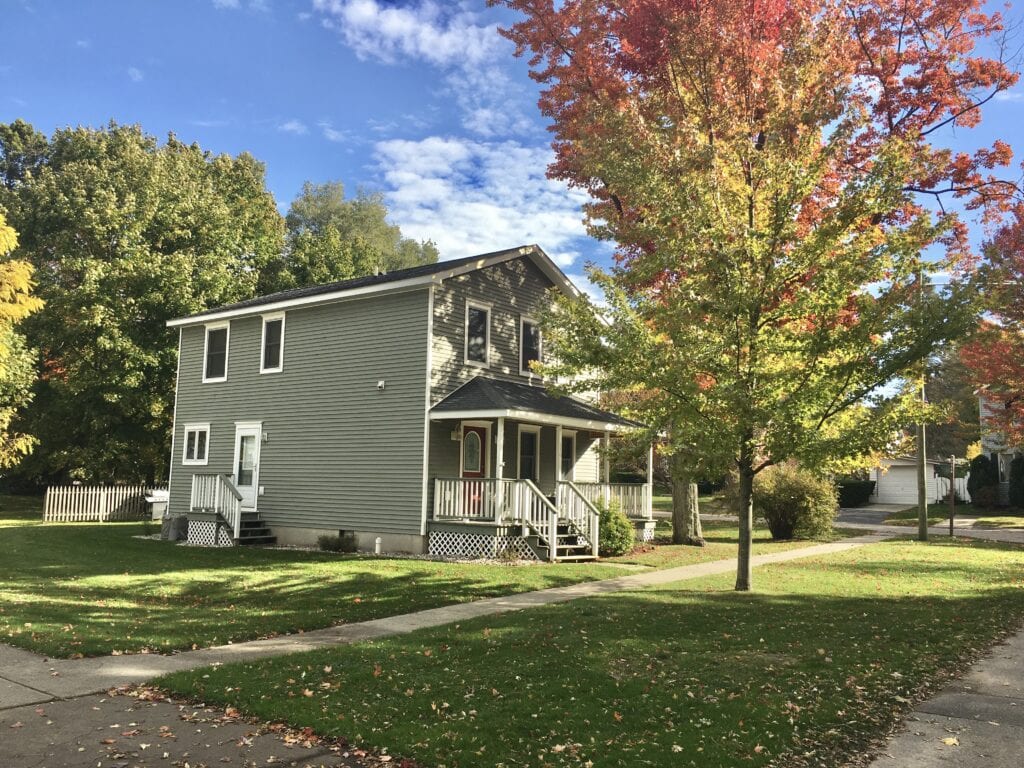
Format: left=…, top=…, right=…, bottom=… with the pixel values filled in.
left=426, top=377, right=655, bottom=561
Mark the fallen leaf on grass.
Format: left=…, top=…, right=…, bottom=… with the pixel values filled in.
left=942, top=737, right=960, bottom=747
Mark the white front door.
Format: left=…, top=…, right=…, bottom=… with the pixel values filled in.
left=232, top=423, right=262, bottom=510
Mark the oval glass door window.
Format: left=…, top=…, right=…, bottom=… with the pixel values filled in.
left=463, top=431, right=481, bottom=473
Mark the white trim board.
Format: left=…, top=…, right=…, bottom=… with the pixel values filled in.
left=430, top=408, right=635, bottom=433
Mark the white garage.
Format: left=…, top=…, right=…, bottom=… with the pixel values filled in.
left=870, top=458, right=941, bottom=506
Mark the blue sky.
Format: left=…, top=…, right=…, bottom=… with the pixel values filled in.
left=2, top=0, right=1022, bottom=290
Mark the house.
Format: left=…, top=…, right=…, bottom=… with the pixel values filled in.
left=979, top=393, right=1019, bottom=505
left=869, top=457, right=941, bottom=506
left=166, top=244, right=655, bottom=560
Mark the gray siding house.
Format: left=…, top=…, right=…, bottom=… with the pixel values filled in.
left=167, top=245, right=653, bottom=560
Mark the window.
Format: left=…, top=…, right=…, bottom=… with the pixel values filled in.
left=518, top=426, right=540, bottom=482
left=463, top=431, right=482, bottom=473
left=465, top=303, right=490, bottom=366
left=260, top=313, right=285, bottom=373
left=520, top=317, right=542, bottom=376
left=560, top=432, right=576, bottom=481
left=182, top=423, right=210, bottom=465
left=203, top=323, right=229, bottom=382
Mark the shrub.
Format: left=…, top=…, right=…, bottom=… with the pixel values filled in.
left=966, top=454, right=999, bottom=506
left=836, top=479, right=876, bottom=508
left=754, top=464, right=838, bottom=540
left=597, top=499, right=634, bottom=557
left=1009, top=455, right=1024, bottom=509
left=318, top=532, right=358, bottom=553
left=973, top=485, right=1000, bottom=509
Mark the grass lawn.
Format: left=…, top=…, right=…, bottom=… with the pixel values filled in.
left=157, top=537, right=1024, bottom=768
left=885, top=503, right=957, bottom=526
left=0, top=500, right=834, bottom=659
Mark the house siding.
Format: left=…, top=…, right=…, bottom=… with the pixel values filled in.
left=431, top=256, right=555, bottom=402
left=168, top=289, right=430, bottom=536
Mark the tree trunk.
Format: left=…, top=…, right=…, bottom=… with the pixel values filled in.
left=735, top=451, right=754, bottom=591
left=670, top=455, right=705, bottom=546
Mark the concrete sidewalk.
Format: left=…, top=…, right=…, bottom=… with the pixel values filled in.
left=0, top=532, right=889, bottom=709
left=868, top=626, right=1024, bottom=767
left=838, top=520, right=1024, bottom=545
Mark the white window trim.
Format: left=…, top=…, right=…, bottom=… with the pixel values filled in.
left=560, top=429, right=576, bottom=482
left=464, top=301, right=492, bottom=368
left=259, top=312, right=286, bottom=374
left=459, top=421, right=491, bottom=478
left=517, top=424, right=541, bottom=482
left=182, top=422, right=211, bottom=466
left=202, top=321, right=230, bottom=383
left=519, top=315, right=542, bottom=377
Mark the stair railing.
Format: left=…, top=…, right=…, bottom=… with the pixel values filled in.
left=190, top=473, right=244, bottom=540
left=519, top=479, right=560, bottom=562
left=557, top=481, right=600, bottom=557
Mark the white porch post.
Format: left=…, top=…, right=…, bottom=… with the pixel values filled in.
left=602, top=430, right=611, bottom=507
left=495, top=417, right=505, bottom=520
left=555, top=425, right=563, bottom=482
left=646, top=442, right=655, bottom=519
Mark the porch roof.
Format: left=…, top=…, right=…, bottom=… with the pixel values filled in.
left=430, top=376, right=644, bottom=433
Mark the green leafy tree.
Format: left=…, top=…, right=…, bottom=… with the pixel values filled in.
left=0, top=122, right=285, bottom=484
left=925, top=346, right=981, bottom=460
left=0, top=212, right=43, bottom=468
left=260, top=181, right=438, bottom=292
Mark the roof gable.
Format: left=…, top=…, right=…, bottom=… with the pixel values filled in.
left=167, top=244, right=578, bottom=327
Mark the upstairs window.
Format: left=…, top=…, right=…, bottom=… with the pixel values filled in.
left=203, top=323, right=229, bottom=383
left=520, top=317, right=541, bottom=375
left=261, top=313, right=285, bottom=373
left=183, top=423, right=210, bottom=465
left=465, top=303, right=490, bottom=366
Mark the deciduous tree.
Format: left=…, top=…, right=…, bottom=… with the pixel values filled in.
left=0, top=122, right=285, bottom=484
left=499, top=0, right=1018, bottom=589
left=0, top=212, right=43, bottom=468
left=260, top=181, right=438, bottom=292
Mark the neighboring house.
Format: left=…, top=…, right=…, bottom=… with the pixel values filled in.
left=166, top=245, right=654, bottom=560
left=869, top=458, right=942, bottom=506
left=979, top=393, right=1019, bottom=505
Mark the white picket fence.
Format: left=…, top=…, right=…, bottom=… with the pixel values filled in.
left=43, top=484, right=166, bottom=522
left=935, top=475, right=971, bottom=503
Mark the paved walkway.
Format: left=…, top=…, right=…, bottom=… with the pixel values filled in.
left=867, top=626, right=1024, bottom=767
left=0, top=533, right=889, bottom=709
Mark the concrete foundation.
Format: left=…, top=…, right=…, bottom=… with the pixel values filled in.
left=270, top=524, right=427, bottom=554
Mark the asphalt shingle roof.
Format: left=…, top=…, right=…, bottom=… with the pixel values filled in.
left=182, top=246, right=534, bottom=320
left=431, top=376, right=643, bottom=428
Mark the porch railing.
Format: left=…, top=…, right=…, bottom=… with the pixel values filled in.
left=190, top=473, right=244, bottom=540
left=557, top=481, right=600, bottom=557
left=572, top=482, right=652, bottom=520
left=433, top=477, right=519, bottom=521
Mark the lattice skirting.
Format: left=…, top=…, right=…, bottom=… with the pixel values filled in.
left=428, top=530, right=539, bottom=561
left=187, top=519, right=235, bottom=547
left=635, top=524, right=656, bottom=543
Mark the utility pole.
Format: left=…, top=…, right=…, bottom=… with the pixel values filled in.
left=949, top=455, right=956, bottom=537
left=916, top=268, right=929, bottom=542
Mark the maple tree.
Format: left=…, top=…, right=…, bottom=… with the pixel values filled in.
left=498, top=0, right=1019, bottom=589
left=962, top=206, right=1024, bottom=446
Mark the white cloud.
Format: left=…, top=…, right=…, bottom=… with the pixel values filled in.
left=127, top=67, right=144, bottom=82
left=318, top=121, right=348, bottom=142
left=995, top=89, right=1024, bottom=102
left=374, top=136, right=594, bottom=268
left=311, top=0, right=535, bottom=138
left=212, top=0, right=241, bottom=8
left=278, top=119, right=308, bottom=135
left=75, top=39, right=90, bottom=48
left=191, top=118, right=230, bottom=128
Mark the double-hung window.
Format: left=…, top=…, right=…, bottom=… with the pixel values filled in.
left=260, top=313, right=285, bottom=374
left=203, top=323, right=229, bottom=383
left=182, top=423, right=210, bottom=465
left=465, top=302, right=490, bottom=366
left=520, top=316, right=541, bottom=376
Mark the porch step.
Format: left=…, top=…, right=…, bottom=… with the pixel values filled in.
left=235, top=513, right=276, bottom=546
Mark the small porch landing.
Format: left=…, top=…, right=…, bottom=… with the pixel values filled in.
left=186, top=474, right=276, bottom=547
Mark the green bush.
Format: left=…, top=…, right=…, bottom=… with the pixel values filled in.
left=1009, top=455, right=1024, bottom=509
left=967, top=454, right=999, bottom=506
left=597, top=499, right=634, bottom=557
left=754, top=464, right=838, bottom=540
left=836, top=479, right=876, bottom=507
left=317, top=532, right=358, bottom=553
